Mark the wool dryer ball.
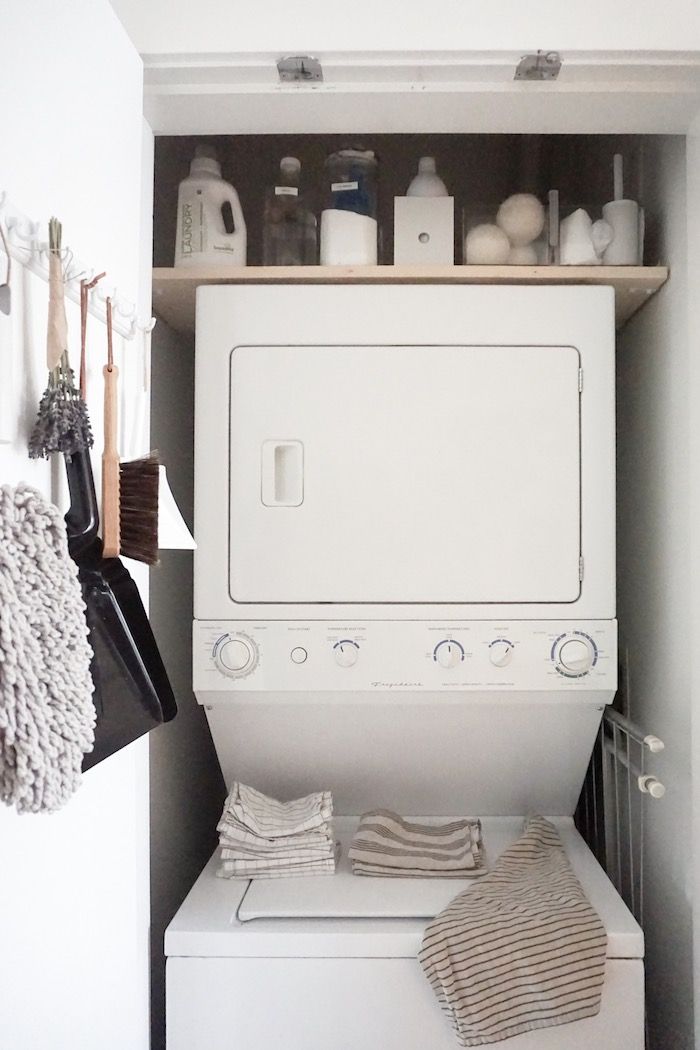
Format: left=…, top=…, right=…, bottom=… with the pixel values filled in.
left=464, top=223, right=511, bottom=264
left=507, top=245, right=539, bottom=265
left=496, top=194, right=545, bottom=247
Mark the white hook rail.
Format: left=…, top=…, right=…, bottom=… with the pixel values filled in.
left=0, top=190, right=156, bottom=341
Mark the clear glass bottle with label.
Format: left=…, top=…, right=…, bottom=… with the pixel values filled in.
left=262, top=157, right=317, bottom=266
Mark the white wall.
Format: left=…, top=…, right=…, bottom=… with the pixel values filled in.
left=616, top=137, right=694, bottom=1049
left=0, top=4, right=151, bottom=1048
left=111, top=0, right=700, bottom=55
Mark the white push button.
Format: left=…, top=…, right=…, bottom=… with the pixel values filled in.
left=291, top=647, right=308, bottom=664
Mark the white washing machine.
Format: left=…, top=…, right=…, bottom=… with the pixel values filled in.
left=167, top=816, right=643, bottom=1050
left=166, top=285, right=643, bottom=1049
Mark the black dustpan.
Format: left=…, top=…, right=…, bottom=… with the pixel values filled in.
left=64, top=448, right=176, bottom=771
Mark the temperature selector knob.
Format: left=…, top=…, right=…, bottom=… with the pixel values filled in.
left=489, top=640, right=514, bottom=668
left=334, top=640, right=360, bottom=668
left=554, top=633, right=597, bottom=677
left=213, top=633, right=258, bottom=678
left=434, top=639, right=464, bottom=669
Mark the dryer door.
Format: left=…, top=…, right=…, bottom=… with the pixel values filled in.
left=229, top=344, right=581, bottom=604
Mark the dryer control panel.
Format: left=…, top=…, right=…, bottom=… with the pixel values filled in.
left=193, top=619, right=617, bottom=699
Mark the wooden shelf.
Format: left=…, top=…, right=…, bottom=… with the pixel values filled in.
left=152, top=264, right=669, bottom=335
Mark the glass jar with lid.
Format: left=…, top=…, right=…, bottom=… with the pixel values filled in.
left=320, top=148, right=378, bottom=265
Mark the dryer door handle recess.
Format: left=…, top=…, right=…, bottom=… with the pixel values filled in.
left=261, top=440, right=304, bottom=506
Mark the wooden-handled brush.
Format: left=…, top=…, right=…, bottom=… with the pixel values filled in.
left=120, top=450, right=160, bottom=565
left=101, top=299, right=121, bottom=557
left=101, top=297, right=160, bottom=565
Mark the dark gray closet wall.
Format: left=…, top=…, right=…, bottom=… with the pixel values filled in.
left=149, top=319, right=225, bottom=1050
left=148, top=132, right=685, bottom=1050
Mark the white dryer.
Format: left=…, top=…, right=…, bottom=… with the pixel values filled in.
left=166, top=285, right=641, bottom=1050
left=193, top=284, right=615, bottom=624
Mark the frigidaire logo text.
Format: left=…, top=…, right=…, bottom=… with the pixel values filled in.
left=181, top=203, right=193, bottom=255
left=372, top=681, right=423, bottom=689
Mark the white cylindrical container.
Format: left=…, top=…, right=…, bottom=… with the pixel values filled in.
left=601, top=200, right=639, bottom=265
left=174, top=145, right=247, bottom=267
left=320, top=211, right=378, bottom=265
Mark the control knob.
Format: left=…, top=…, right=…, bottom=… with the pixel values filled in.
left=334, top=640, right=359, bottom=667
left=554, top=634, right=596, bottom=677
left=434, top=639, right=464, bottom=669
left=489, top=639, right=514, bottom=668
left=213, top=633, right=258, bottom=678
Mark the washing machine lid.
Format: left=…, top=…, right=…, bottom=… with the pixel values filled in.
left=229, top=344, right=582, bottom=605
left=235, top=817, right=643, bottom=960
left=238, top=816, right=479, bottom=921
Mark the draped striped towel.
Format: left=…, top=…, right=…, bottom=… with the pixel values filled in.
left=348, top=810, right=485, bottom=878
left=217, top=782, right=337, bottom=879
left=419, top=817, right=607, bottom=1046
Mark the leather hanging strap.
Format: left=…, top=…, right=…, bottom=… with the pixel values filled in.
left=101, top=297, right=120, bottom=558
left=79, top=272, right=105, bottom=400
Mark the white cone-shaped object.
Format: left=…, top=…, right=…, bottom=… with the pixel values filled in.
left=158, top=465, right=196, bottom=550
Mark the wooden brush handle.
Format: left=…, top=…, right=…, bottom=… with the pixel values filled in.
left=102, top=362, right=120, bottom=557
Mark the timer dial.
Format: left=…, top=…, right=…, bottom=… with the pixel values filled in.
left=213, top=633, right=258, bottom=678
left=553, top=633, right=597, bottom=677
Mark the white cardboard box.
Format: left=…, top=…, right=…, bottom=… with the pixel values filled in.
left=393, top=196, right=455, bottom=264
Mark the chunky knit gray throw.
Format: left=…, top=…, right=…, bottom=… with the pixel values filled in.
left=0, top=484, right=95, bottom=813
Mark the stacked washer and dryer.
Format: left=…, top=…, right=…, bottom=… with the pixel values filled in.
left=165, top=285, right=644, bottom=1049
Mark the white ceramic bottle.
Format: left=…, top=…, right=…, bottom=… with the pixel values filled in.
left=174, top=145, right=246, bottom=267
left=406, top=156, right=448, bottom=197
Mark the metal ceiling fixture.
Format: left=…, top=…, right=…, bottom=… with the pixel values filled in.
left=514, top=51, right=562, bottom=81
left=277, top=55, right=323, bottom=83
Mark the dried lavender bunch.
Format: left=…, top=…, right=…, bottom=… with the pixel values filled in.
left=28, top=355, right=94, bottom=461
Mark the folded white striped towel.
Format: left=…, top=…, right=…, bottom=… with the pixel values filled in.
left=349, top=810, right=485, bottom=878
left=217, top=782, right=337, bottom=880
left=224, top=781, right=333, bottom=838
left=219, top=842, right=341, bottom=879
left=419, top=816, right=607, bottom=1047
left=220, top=841, right=336, bottom=862
left=218, top=815, right=334, bottom=853
left=219, top=835, right=334, bottom=856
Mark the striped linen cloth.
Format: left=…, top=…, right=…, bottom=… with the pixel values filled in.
left=217, top=782, right=337, bottom=879
left=418, top=816, right=607, bottom=1046
left=348, top=810, right=486, bottom=878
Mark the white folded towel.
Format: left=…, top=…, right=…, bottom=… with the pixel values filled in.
left=225, top=781, right=333, bottom=838
left=217, top=782, right=337, bottom=880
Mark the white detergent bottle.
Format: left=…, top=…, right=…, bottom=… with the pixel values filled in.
left=174, top=145, right=246, bottom=267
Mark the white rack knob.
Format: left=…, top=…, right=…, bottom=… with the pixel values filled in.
left=638, top=774, right=665, bottom=799
left=643, top=735, right=665, bottom=753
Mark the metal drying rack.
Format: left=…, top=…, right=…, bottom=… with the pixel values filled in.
left=0, top=190, right=156, bottom=341
left=577, top=707, right=665, bottom=927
